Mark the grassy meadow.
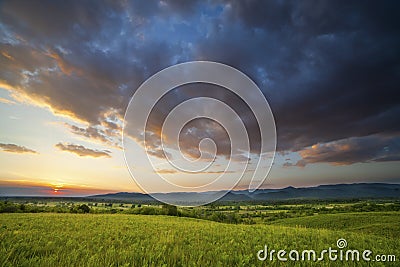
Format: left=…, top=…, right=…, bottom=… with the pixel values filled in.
left=0, top=209, right=399, bottom=266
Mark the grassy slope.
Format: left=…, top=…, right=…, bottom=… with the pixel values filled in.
left=0, top=213, right=399, bottom=266
left=269, top=212, right=400, bottom=239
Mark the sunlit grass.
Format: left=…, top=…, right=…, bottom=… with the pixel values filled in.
left=0, top=213, right=399, bottom=266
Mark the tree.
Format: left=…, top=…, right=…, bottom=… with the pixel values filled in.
left=78, top=204, right=90, bottom=213
left=162, top=204, right=178, bottom=216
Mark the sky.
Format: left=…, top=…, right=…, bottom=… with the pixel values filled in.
left=0, top=0, right=399, bottom=196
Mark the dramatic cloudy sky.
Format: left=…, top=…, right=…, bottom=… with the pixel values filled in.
left=0, top=0, right=399, bottom=196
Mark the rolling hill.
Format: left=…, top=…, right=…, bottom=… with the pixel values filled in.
left=89, top=183, right=400, bottom=203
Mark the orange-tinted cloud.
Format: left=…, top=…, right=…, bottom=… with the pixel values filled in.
left=0, top=97, right=16, bottom=105
left=1, top=51, right=14, bottom=61
left=154, top=169, right=235, bottom=174
left=155, top=169, right=178, bottom=174
left=201, top=170, right=236, bottom=174
left=44, top=49, right=82, bottom=76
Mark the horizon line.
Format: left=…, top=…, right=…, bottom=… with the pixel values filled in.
left=1, top=181, right=399, bottom=198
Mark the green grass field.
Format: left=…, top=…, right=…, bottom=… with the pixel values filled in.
left=270, top=212, right=400, bottom=239
left=1, top=212, right=399, bottom=266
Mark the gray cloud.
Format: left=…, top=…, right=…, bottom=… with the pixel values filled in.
left=0, top=143, right=38, bottom=154
left=67, top=124, right=110, bottom=143
left=55, top=142, right=111, bottom=158
left=65, top=123, right=122, bottom=149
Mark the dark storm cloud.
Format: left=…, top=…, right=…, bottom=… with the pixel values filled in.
left=286, top=134, right=400, bottom=167
left=197, top=1, right=400, bottom=148
left=142, top=83, right=261, bottom=160
left=194, top=0, right=400, bottom=164
left=0, top=0, right=185, bottom=126
left=1, top=0, right=399, bottom=165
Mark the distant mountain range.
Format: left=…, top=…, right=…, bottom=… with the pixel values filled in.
left=89, top=183, right=400, bottom=203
